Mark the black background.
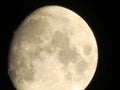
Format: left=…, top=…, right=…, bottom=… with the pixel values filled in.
left=0, top=0, right=118, bottom=90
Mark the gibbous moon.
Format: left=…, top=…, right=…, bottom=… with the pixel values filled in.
left=8, top=5, right=98, bottom=90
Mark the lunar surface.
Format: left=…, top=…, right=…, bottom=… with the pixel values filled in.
left=8, top=5, right=98, bottom=90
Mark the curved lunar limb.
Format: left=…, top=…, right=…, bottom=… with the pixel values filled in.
left=8, top=5, right=98, bottom=90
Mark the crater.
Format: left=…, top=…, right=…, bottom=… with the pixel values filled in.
left=64, top=71, right=73, bottom=81
left=23, top=63, right=35, bottom=81
left=83, top=44, right=92, bottom=55
left=8, top=68, right=17, bottom=82
left=58, top=47, right=79, bottom=66
left=17, top=60, right=35, bottom=82
left=51, top=30, right=69, bottom=48
left=76, top=60, right=88, bottom=74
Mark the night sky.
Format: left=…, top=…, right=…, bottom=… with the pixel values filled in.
left=0, top=0, right=118, bottom=90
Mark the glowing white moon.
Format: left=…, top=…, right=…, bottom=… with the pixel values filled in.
left=8, top=5, right=98, bottom=90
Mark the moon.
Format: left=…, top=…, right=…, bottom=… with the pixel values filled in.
left=8, top=5, right=98, bottom=90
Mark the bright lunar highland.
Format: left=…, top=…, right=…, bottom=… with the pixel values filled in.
left=8, top=5, right=98, bottom=90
